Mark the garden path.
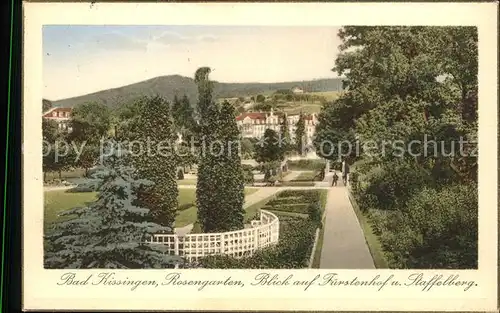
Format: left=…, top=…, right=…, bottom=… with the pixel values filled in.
left=281, top=170, right=305, bottom=182
left=319, top=184, right=375, bottom=269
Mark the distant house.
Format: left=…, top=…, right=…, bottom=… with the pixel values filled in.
left=42, top=107, right=72, bottom=132
left=291, top=86, right=304, bottom=94
left=235, top=109, right=317, bottom=145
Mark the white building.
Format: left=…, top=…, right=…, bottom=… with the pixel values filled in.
left=42, top=107, right=72, bottom=132
left=236, top=110, right=317, bottom=145
left=291, top=86, right=304, bottom=94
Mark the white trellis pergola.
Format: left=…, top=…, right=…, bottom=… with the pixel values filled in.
left=146, top=210, right=280, bottom=262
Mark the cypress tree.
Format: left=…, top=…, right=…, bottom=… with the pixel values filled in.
left=195, top=68, right=245, bottom=232
left=280, top=113, right=292, bottom=155
left=133, top=95, right=178, bottom=228
left=295, top=113, right=306, bottom=155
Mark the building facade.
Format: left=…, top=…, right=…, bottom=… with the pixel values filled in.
left=236, top=110, right=317, bottom=145
left=42, top=107, right=72, bottom=132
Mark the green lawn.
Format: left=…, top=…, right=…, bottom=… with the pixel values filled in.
left=177, top=179, right=197, bottom=185
left=45, top=187, right=261, bottom=229
left=45, top=168, right=86, bottom=182
left=294, top=171, right=317, bottom=181
left=347, top=191, right=389, bottom=269
left=44, top=190, right=98, bottom=226
left=176, top=188, right=259, bottom=227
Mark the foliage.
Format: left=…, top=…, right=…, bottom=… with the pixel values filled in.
left=242, top=165, right=255, bottom=184
left=357, top=160, right=435, bottom=211
left=254, top=128, right=285, bottom=164
left=324, top=26, right=479, bottom=269
left=177, top=169, right=184, bottom=180
left=379, top=183, right=477, bottom=269
left=280, top=114, right=292, bottom=154
left=42, top=119, right=72, bottom=181
left=69, top=102, right=111, bottom=143
left=195, top=68, right=245, bottom=233
left=240, top=138, right=258, bottom=159
left=44, top=146, right=183, bottom=269
left=294, top=113, right=306, bottom=155
left=132, top=95, right=178, bottom=228
left=256, top=94, right=266, bottom=103
left=198, top=217, right=317, bottom=269
left=286, top=159, right=325, bottom=171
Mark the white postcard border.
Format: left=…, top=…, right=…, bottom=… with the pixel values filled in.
left=22, top=2, right=498, bottom=311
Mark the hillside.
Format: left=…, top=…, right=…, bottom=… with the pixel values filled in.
left=52, top=75, right=343, bottom=108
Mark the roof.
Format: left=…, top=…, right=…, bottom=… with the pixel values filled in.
left=43, top=106, right=72, bottom=117
left=236, top=112, right=267, bottom=121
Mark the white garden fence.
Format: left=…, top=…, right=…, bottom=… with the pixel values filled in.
left=147, top=210, right=280, bottom=262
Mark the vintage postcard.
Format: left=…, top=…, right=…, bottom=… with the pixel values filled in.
left=23, top=2, right=498, bottom=311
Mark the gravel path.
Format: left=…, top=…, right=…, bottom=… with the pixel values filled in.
left=319, top=185, right=375, bottom=269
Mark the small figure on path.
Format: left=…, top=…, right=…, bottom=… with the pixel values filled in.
left=332, top=172, right=339, bottom=186
left=341, top=159, right=350, bottom=186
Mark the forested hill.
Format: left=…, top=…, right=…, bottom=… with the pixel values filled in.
left=51, top=75, right=343, bottom=108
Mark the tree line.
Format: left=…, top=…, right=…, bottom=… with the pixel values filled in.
left=44, top=67, right=249, bottom=268
left=314, top=26, right=478, bottom=269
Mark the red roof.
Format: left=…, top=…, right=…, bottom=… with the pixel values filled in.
left=43, top=107, right=72, bottom=117
left=236, top=112, right=267, bottom=121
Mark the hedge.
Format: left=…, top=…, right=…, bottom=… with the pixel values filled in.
left=287, top=159, right=325, bottom=171
left=279, top=181, right=315, bottom=187
left=262, top=203, right=310, bottom=214
left=198, top=217, right=317, bottom=268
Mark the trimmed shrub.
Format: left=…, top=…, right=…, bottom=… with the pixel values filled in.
left=198, top=217, right=317, bottom=268
left=287, top=159, right=325, bottom=171
left=280, top=181, right=315, bottom=187
left=307, top=202, right=322, bottom=226
left=266, top=197, right=303, bottom=206
left=262, top=203, right=310, bottom=214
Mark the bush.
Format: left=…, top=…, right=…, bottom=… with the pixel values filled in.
left=177, top=169, right=184, bottom=180
left=262, top=203, right=310, bottom=214
left=242, top=166, right=254, bottom=184
left=307, top=202, right=322, bottom=226
left=379, top=183, right=478, bottom=269
left=356, top=160, right=434, bottom=211
left=276, top=190, right=321, bottom=201
left=266, top=197, right=303, bottom=206
left=287, top=159, right=325, bottom=171
left=280, top=181, right=315, bottom=187
left=198, top=217, right=317, bottom=268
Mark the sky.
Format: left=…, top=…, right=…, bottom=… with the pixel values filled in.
left=43, top=26, right=342, bottom=100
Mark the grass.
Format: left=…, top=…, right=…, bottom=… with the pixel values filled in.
left=244, top=193, right=277, bottom=222
left=44, top=190, right=97, bottom=226
left=293, top=171, right=317, bottom=181
left=175, top=187, right=261, bottom=227
left=347, top=190, right=389, bottom=269
left=312, top=224, right=325, bottom=268
left=44, top=187, right=261, bottom=229
left=309, top=91, right=342, bottom=101
left=45, top=168, right=86, bottom=182
left=177, top=179, right=197, bottom=185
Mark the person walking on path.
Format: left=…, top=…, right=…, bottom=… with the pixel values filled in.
left=332, top=171, right=339, bottom=186
left=341, top=159, right=350, bottom=186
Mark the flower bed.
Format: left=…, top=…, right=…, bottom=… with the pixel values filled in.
left=198, top=189, right=326, bottom=268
